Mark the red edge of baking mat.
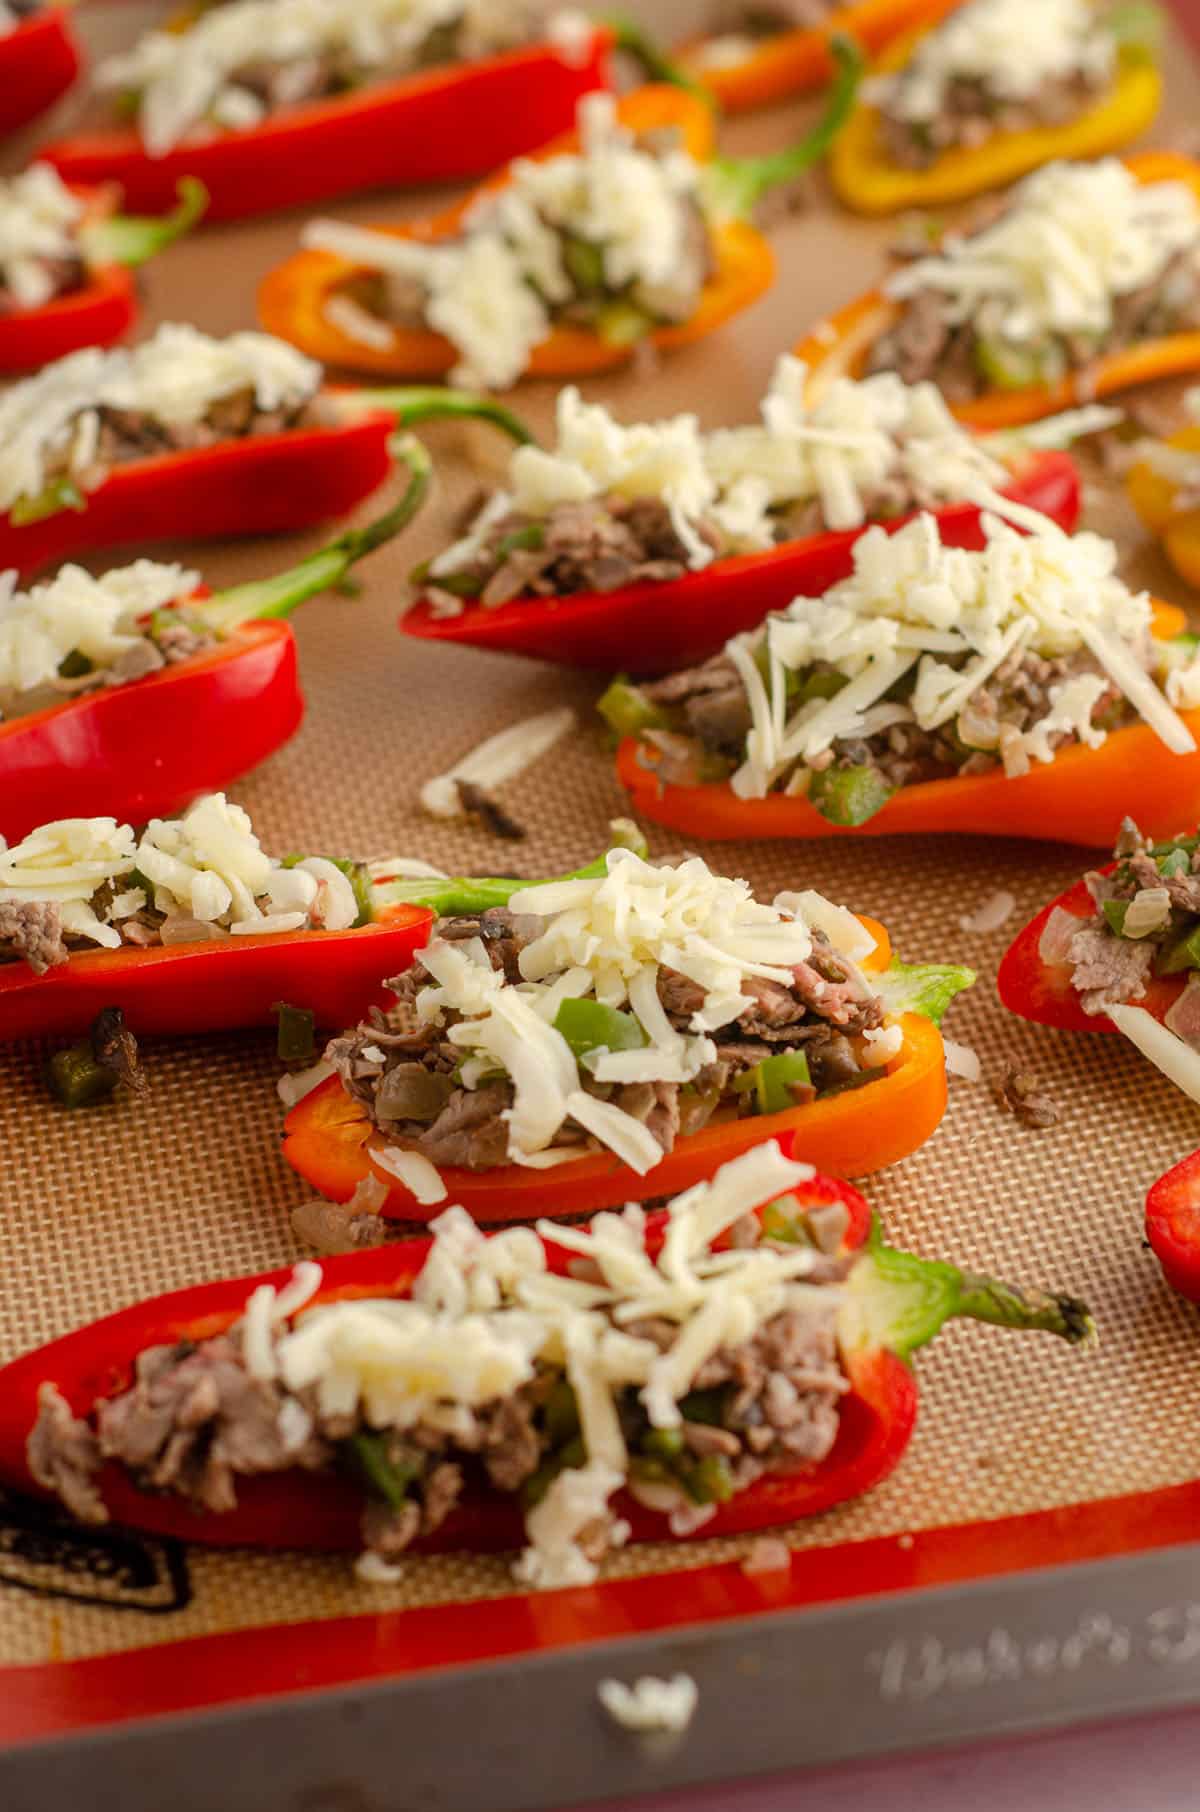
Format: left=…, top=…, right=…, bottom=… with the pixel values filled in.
left=3, top=0, right=1200, bottom=1758
left=5, top=1475, right=1200, bottom=1749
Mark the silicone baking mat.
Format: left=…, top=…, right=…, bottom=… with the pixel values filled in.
left=3, top=0, right=1200, bottom=1751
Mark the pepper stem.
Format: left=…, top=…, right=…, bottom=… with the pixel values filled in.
left=703, top=36, right=862, bottom=221
left=363, top=820, right=648, bottom=919
left=198, top=434, right=432, bottom=634
left=604, top=13, right=718, bottom=110
left=82, top=178, right=209, bottom=269
left=839, top=1223, right=1096, bottom=1364
left=329, top=385, right=536, bottom=448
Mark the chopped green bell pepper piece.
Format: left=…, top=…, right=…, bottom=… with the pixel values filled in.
left=685, top=1453, right=735, bottom=1505
left=1103, top=900, right=1130, bottom=936
left=873, top=958, right=975, bottom=1027
left=1155, top=922, right=1200, bottom=975
left=10, top=475, right=87, bottom=527
left=808, top=764, right=894, bottom=828
left=47, top=1044, right=119, bottom=1110
left=594, top=300, right=656, bottom=347
left=597, top=678, right=675, bottom=739
left=346, top=1432, right=422, bottom=1510
left=554, top=998, right=647, bottom=1068
left=272, top=1001, right=315, bottom=1063
left=732, top=1050, right=813, bottom=1115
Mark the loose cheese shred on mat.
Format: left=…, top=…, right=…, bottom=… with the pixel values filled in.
left=419, top=707, right=576, bottom=820
left=958, top=890, right=1016, bottom=934
left=277, top=1058, right=335, bottom=1108
left=1107, top=1005, right=1200, bottom=1106
left=597, top=1674, right=699, bottom=1734
left=943, top=1039, right=983, bottom=1082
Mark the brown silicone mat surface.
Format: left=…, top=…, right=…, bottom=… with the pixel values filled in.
left=3, top=0, right=1200, bottom=1672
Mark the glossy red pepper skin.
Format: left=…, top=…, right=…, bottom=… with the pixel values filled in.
left=1145, top=1148, right=1200, bottom=1301
left=0, top=9, right=81, bottom=138
left=0, top=415, right=394, bottom=578
left=0, top=263, right=136, bottom=375
left=39, top=36, right=611, bottom=223
left=0, top=1173, right=913, bottom=1553
left=997, top=871, right=1187, bottom=1035
left=0, top=620, right=308, bottom=846
left=0, top=903, right=434, bottom=1042
left=401, top=451, right=1080, bottom=672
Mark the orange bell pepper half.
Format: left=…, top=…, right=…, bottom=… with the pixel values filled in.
left=1127, top=423, right=1200, bottom=591
left=676, top=0, right=954, bottom=112
left=829, top=26, right=1161, bottom=216
left=796, top=153, right=1200, bottom=428
left=257, top=85, right=774, bottom=381
left=615, top=601, right=1200, bottom=849
left=282, top=917, right=956, bottom=1222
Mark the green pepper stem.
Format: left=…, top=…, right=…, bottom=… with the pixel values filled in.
left=364, top=820, right=648, bottom=918
left=604, top=13, right=718, bottom=110
left=704, top=36, right=863, bottom=220
left=199, top=435, right=432, bottom=634
left=841, top=1224, right=1096, bottom=1364
left=330, top=385, right=536, bottom=448
left=83, top=178, right=209, bottom=269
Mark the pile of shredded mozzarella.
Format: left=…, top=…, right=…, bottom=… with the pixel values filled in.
left=385, top=848, right=882, bottom=1177
left=240, top=1142, right=842, bottom=1588
left=885, top=159, right=1200, bottom=348
left=868, top=0, right=1115, bottom=126
left=0, top=794, right=358, bottom=947
left=0, top=559, right=197, bottom=698
left=97, top=0, right=587, bottom=159
left=723, top=511, right=1199, bottom=798
left=0, top=164, right=86, bottom=311
left=430, top=356, right=1015, bottom=583
left=0, top=324, right=322, bottom=516
left=304, top=92, right=704, bottom=389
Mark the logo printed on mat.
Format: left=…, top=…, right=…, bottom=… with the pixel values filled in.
left=868, top=1606, right=1200, bottom=1700
left=0, top=1488, right=191, bottom=1614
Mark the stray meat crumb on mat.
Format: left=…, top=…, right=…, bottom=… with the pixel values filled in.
left=455, top=779, right=526, bottom=842
left=997, top=1063, right=1062, bottom=1129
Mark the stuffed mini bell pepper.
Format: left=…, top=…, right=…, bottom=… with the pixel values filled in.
left=0, top=794, right=448, bottom=1045
left=0, top=445, right=431, bottom=843
left=0, top=825, right=657, bottom=1044
left=403, top=354, right=1080, bottom=672
left=677, top=0, right=952, bottom=113
left=283, top=844, right=974, bottom=1223
left=0, top=325, right=529, bottom=578
left=610, top=509, right=1200, bottom=844
left=3, top=1142, right=1092, bottom=1576
left=998, top=818, right=1200, bottom=1103
left=0, top=4, right=81, bottom=138
left=830, top=0, right=1162, bottom=215
left=796, top=152, right=1200, bottom=429
left=1144, top=1147, right=1200, bottom=1299
left=1126, top=392, right=1200, bottom=590
left=37, top=0, right=611, bottom=223
left=257, top=55, right=861, bottom=389
left=0, top=165, right=206, bottom=374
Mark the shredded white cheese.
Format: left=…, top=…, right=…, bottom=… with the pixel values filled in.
left=97, top=0, right=585, bottom=158
left=437, top=357, right=1016, bottom=586
left=419, top=706, right=575, bottom=819
left=2, top=794, right=357, bottom=950
left=0, top=324, right=321, bottom=516
left=0, top=559, right=197, bottom=699
left=721, top=511, right=1196, bottom=800
left=1106, top=1002, right=1200, bottom=1105
left=867, top=0, right=1115, bottom=127
left=943, top=1038, right=982, bottom=1081
left=372, top=1145, right=449, bottom=1203
left=305, top=91, right=703, bottom=389
left=958, top=889, right=1016, bottom=934
left=886, top=159, right=1200, bottom=350
left=0, top=164, right=86, bottom=311
left=598, top=1675, right=699, bottom=1734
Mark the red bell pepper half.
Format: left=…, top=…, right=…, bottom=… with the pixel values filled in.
left=0, top=437, right=435, bottom=846
left=0, top=1163, right=1092, bottom=1555
left=402, top=448, right=1080, bottom=673
left=0, top=382, right=531, bottom=579
left=0, top=178, right=207, bottom=376
left=0, top=843, right=635, bottom=1043
left=0, top=8, right=81, bottom=138
left=1145, top=1148, right=1200, bottom=1301
left=37, top=30, right=613, bottom=223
